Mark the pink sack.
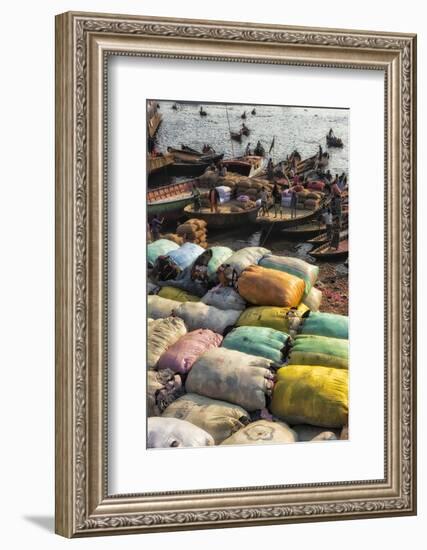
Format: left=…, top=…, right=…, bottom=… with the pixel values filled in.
left=158, top=329, right=223, bottom=374
left=307, top=180, right=325, bottom=191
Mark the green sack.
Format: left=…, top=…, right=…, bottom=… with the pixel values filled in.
left=271, top=365, right=348, bottom=428
left=147, top=239, right=179, bottom=268
left=222, top=326, right=290, bottom=363
left=207, top=247, right=234, bottom=281
left=301, top=312, right=349, bottom=339
left=288, top=334, right=349, bottom=369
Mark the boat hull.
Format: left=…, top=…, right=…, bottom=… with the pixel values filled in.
left=184, top=204, right=260, bottom=229
left=310, top=241, right=349, bottom=260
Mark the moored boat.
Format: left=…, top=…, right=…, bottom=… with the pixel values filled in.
left=167, top=147, right=223, bottom=164
left=326, top=135, right=344, bottom=148
left=148, top=180, right=196, bottom=220
left=280, top=222, right=327, bottom=240
left=147, top=153, right=174, bottom=175
left=310, top=240, right=349, bottom=260
left=222, top=155, right=266, bottom=177
left=230, top=131, right=243, bottom=142
left=307, top=228, right=349, bottom=246
left=183, top=202, right=260, bottom=229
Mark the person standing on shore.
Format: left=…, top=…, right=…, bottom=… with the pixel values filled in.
left=209, top=186, right=220, bottom=213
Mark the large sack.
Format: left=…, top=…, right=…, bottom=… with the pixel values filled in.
left=302, top=286, right=322, bottom=311
left=186, top=348, right=275, bottom=411
left=218, top=246, right=270, bottom=281
left=147, top=239, right=179, bottom=268
left=201, top=285, right=246, bottom=311
left=157, top=329, right=223, bottom=374
left=147, top=317, right=187, bottom=369
left=222, top=326, right=290, bottom=363
left=292, top=424, right=339, bottom=442
left=162, top=393, right=250, bottom=444
left=147, top=369, right=184, bottom=416
left=237, top=265, right=305, bottom=307
left=173, top=302, right=240, bottom=335
left=196, top=247, right=234, bottom=282
left=301, top=312, right=349, bottom=339
left=271, top=366, right=348, bottom=427
left=147, top=295, right=180, bottom=319
left=237, top=305, right=309, bottom=335
left=154, top=242, right=204, bottom=281
left=158, top=286, right=199, bottom=302
left=147, top=417, right=214, bottom=448
left=220, top=420, right=297, bottom=446
left=259, top=255, right=319, bottom=295
left=288, top=334, right=349, bottom=369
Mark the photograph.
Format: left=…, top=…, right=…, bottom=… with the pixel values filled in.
left=146, top=99, right=349, bottom=448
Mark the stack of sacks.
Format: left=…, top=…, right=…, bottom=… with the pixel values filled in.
left=220, top=419, right=297, bottom=446
left=237, top=304, right=309, bottom=336
left=230, top=200, right=256, bottom=213
left=302, top=286, right=322, bottom=311
left=154, top=242, right=204, bottom=281
left=191, top=246, right=233, bottom=284
left=300, top=311, right=349, bottom=339
left=177, top=219, right=208, bottom=248
left=287, top=334, right=349, bottom=369
left=215, top=185, right=232, bottom=204
left=281, top=189, right=292, bottom=208
left=147, top=238, right=179, bottom=269
left=147, top=316, right=187, bottom=369
left=201, top=285, right=246, bottom=311
left=217, top=246, right=270, bottom=286
left=296, top=189, right=310, bottom=209
left=237, top=265, right=305, bottom=307
left=292, top=424, right=340, bottom=442
left=222, top=326, right=290, bottom=363
left=271, top=366, right=348, bottom=428
left=158, top=286, right=199, bottom=302
left=259, top=255, right=319, bottom=296
left=162, top=394, right=250, bottom=444
left=307, top=180, right=325, bottom=191
left=157, top=329, right=223, bottom=374
left=186, top=348, right=276, bottom=412
left=147, top=369, right=185, bottom=416
left=161, top=232, right=184, bottom=245
left=173, top=302, right=240, bottom=335
left=147, top=417, right=214, bottom=448
left=147, top=295, right=180, bottom=319
left=304, top=191, right=322, bottom=211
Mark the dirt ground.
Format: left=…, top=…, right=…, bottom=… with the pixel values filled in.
left=316, top=263, right=349, bottom=316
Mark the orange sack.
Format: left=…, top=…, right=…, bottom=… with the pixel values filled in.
left=237, top=265, right=305, bottom=308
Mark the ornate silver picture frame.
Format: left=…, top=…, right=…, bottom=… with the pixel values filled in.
left=55, top=11, right=417, bottom=537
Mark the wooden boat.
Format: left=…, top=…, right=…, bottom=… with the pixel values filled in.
left=280, top=222, right=327, bottom=240
left=148, top=180, right=196, bottom=220
left=310, top=240, right=349, bottom=260
left=167, top=147, right=223, bottom=164
left=147, top=153, right=174, bottom=175
left=230, top=131, right=243, bottom=142
left=183, top=202, right=260, bottom=229
left=307, top=229, right=349, bottom=246
left=326, top=135, right=344, bottom=148
left=222, top=155, right=266, bottom=177
left=170, top=162, right=212, bottom=177
left=199, top=107, right=207, bottom=116
left=147, top=100, right=162, bottom=139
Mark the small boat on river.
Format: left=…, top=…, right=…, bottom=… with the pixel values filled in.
left=147, top=153, right=174, bottom=175
left=307, top=228, right=349, bottom=246
left=167, top=146, right=223, bottom=164
left=310, top=240, right=349, bottom=260
left=222, top=155, right=266, bottom=177
left=230, top=131, right=243, bottom=142
left=183, top=202, right=260, bottom=229
left=326, top=134, right=344, bottom=148
left=280, top=222, right=327, bottom=240
left=148, top=180, right=196, bottom=220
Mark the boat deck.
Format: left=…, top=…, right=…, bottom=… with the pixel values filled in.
left=257, top=207, right=314, bottom=223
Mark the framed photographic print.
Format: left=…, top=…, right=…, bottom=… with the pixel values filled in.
left=55, top=11, right=417, bottom=537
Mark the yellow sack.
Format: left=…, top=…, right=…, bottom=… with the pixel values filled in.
left=238, top=265, right=305, bottom=307
left=158, top=286, right=200, bottom=303
left=271, top=366, right=348, bottom=428
left=288, top=351, right=348, bottom=369
left=237, top=304, right=309, bottom=333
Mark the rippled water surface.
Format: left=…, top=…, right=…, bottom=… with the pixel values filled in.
left=154, top=100, right=349, bottom=176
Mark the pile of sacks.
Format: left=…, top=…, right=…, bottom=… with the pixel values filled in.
left=176, top=218, right=208, bottom=248
left=146, top=240, right=349, bottom=449
left=281, top=188, right=324, bottom=211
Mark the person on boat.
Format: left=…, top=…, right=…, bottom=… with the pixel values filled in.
left=330, top=216, right=341, bottom=250
left=267, top=158, right=274, bottom=181
left=328, top=128, right=334, bottom=138
left=251, top=108, right=256, bottom=115
left=331, top=175, right=342, bottom=197
left=339, top=172, right=347, bottom=190
left=318, top=144, right=323, bottom=158
left=245, top=142, right=252, bottom=156
left=290, top=185, right=298, bottom=219
left=209, top=186, right=220, bottom=213
left=150, top=214, right=164, bottom=241
left=260, top=187, right=270, bottom=217
left=322, top=207, right=333, bottom=242
left=325, top=169, right=333, bottom=182
left=272, top=183, right=282, bottom=218
left=241, top=111, right=246, bottom=119
left=218, top=162, right=227, bottom=178
left=192, top=184, right=202, bottom=211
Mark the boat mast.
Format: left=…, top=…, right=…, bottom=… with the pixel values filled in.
left=225, top=105, right=235, bottom=157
